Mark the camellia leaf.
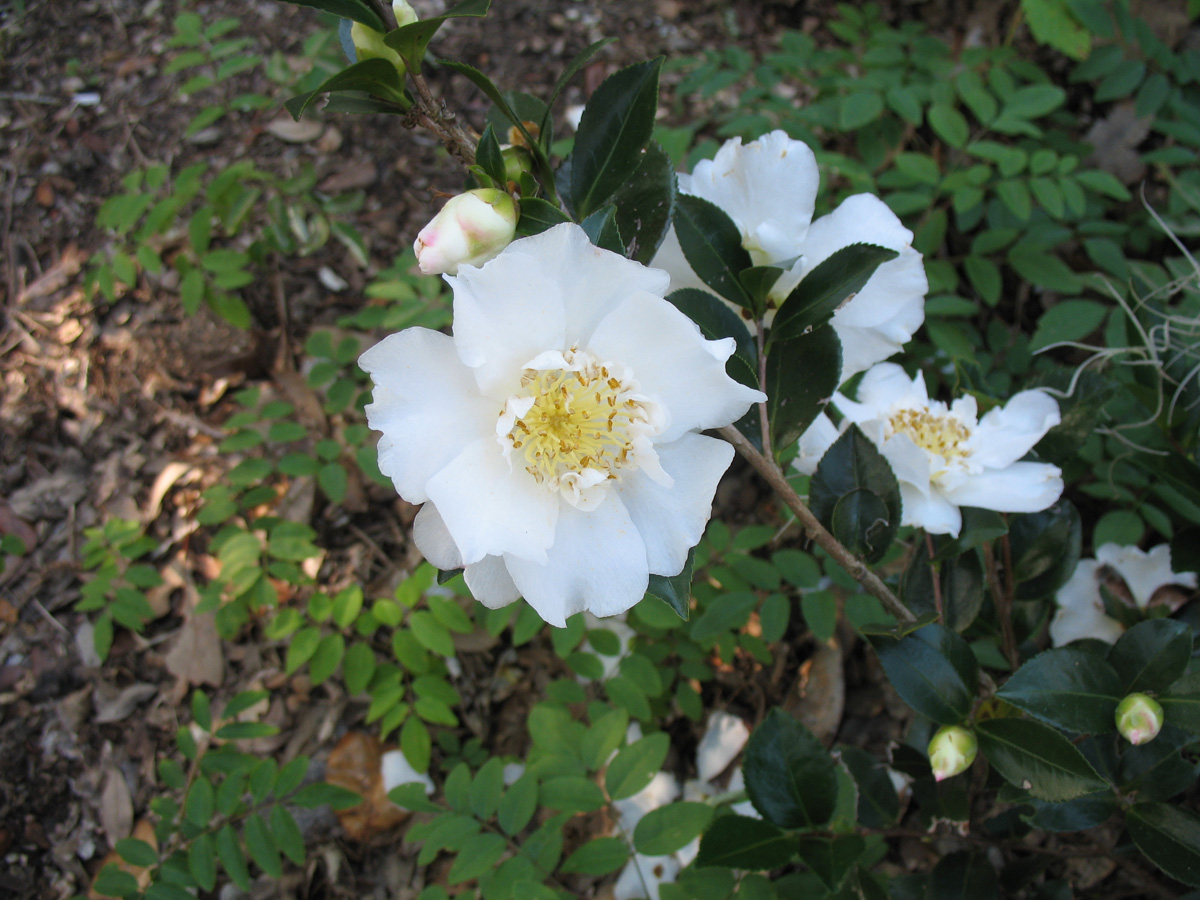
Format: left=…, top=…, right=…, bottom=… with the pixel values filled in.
left=975, top=718, right=1108, bottom=801
left=673, top=194, right=754, bottom=309
left=695, top=815, right=796, bottom=870
left=997, top=646, right=1122, bottom=734
left=1160, top=672, right=1200, bottom=736
left=1126, top=802, right=1200, bottom=887
left=766, top=324, right=842, bottom=451
left=838, top=745, right=900, bottom=829
left=810, top=425, right=902, bottom=565
left=581, top=206, right=624, bottom=255
left=1107, top=619, right=1192, bottom=695
left=646, top=545, right=695, bottom=621
left=383, top=0, right=491, bottom=72
left=280, top=0, right=385, bottom=31
left=928, top=850, right=999, bottom=900
left=474, top=123, right=507, bottom=187
left=515, top=197, right=572, bottom=237
left=610, top=141, right=675, bottom=263
left=742, top=708, right=838, bottom=830
left=1007, top=500, right=1082, bottom=600
left=795, top=834, right=866, bottom=891
left=901, top=548, right=984, bottom=632
left=769, top=243, right=899, bottom=346
left=285, top=58, right=408, bottom=120
left=568, top=58, right=664, bottom=219
left=871, top=624, right=978, bottom=725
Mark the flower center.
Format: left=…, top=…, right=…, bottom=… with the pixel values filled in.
left=889, top=407, right=972, bottom=463
left=499, top=348, right=660, bottom=504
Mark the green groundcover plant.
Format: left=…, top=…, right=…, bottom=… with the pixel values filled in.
left=82, top=1, right=1200, bottom=898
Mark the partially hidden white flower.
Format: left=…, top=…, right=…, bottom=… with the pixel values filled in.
left=793, top=363, right=1063, bottom=537
left=1050, top=544, right=1197, bottom=646
left=694, top=710, right=750, bottom=783
left=361, top=223, right=765, bottom=627
left=380, top=750, right=435, bottom=795
left=650, top=130, right=928, bottom=383
left=413, top=188, right=518, bottom=276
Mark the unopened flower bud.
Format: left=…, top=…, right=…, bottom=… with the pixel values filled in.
left=1116, top=693, right=1164, bottom=745
left=502, top=145, right=533, bottom=188
left=928, top=725, right=977, bottom=782
left=393, top=0, right=418, bottom=26
left=350, top=21, right=404, bottom=70
left=414, top=189, right=518, bottom=275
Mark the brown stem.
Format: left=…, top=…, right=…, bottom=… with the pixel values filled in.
left=924, top=532, right=943, bottom=622
left=982, top=540, right=1019, bottom=669
left=719, top=425, right=914, bottom=624
left=406, top=70, right=478, bottom=167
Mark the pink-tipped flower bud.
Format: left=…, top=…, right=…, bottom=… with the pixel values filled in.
left=414, top=189, right=518, bottom=275
left=928, top=725, right=977, bottom=782
left=1116, top=693, right=1164, bottom=746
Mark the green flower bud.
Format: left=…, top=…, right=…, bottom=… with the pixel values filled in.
left=393, top=0, right=418, bottom=27
left=928, top=725, right=977, bottom=782
left=502, top=145, right=534, bottom=188
left=1116, top=693, right=1164, bottom=746
left=350, top=22, right=405, bottom=72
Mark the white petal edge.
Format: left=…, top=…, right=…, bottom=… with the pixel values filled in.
left=968, top=389, right=1061, bottom=469
left=941, top=462, right=1064, bottom=514
left=463, top=555, right=522, bottom=609
left=412, top=503, right=462, bottom=570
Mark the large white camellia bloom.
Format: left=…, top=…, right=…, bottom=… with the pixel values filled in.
left=360, top=224, right=765, bottom=626
left=1051, top=544, right=1198, bottom=646
left=650, top=130, right=928, bottom=382
left=794, top=363, right=1064, bottom=537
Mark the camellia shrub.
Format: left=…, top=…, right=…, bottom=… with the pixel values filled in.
left=83, top=2, right=1200, bottom=899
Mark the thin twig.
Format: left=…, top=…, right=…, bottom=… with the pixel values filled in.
left=982, top=540, right=1019, bottom=669
left=719, top=425, right=914, bottom=623
left=924, top=532, right=942, bottom=621
left=755, top=320, right=772, bottom=460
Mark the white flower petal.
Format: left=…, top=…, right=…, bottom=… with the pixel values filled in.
left=968, top=389, right=1061, bottom=468
left=853, top=362, right=929, bottom=412
left=898, top=481, right=963, bottom=536
left=380, top=750, right=435, bottom=794
left=1051, top=560, right=1124, bottom=646
left=587, top=293, right=765, bottom=443
left=463, top=555, right=522, bottom=609
left=1097, top=543, right=1197, bottom=607
left=617, top=432, right=734, bottom=576
left=426, top=437, right=558, bottom=566
left=360, top=329, right=496, bottom=503
left=686, top=130, right=819, bottom=263
left=448, top=245, right=567, bottom=397
left=793, top=413, right=841, bottom=476
left=940, top=462, right=1064, bottom=514
left=695, top=711, right=751, bottom=783
left=505, top=493, right=649, bottom=627
left=412, top=503, right=462, bottom=570
left=614, top=854, right=679, bottom=900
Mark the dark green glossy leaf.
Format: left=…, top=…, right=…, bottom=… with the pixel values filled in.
left=739, top=266, right=784, bottom=312
left=515, top=197, right=571, bottom=237
left=769, top=243, right=898, bottom=345
left=901, top=548, right=984, bottom=632
left=766, top=324, right=841, bottom=450
left=321, top=92, right=410, bottom=115
left=1118, top=727, right=1198, bottom=801
left=673, top=194, right=753, bottom=308
left=810, top=425, right=901, bottom=565
left=1127, top=802, right=1200, bottom=887
left=581, top=206, right=624, bottom=255
left=383, top=0, right=490, bottom=72
left=285, top=58, right=407, bottom=120
left=928, top=850, right=998, bottom=900
left=568, top=59, right=663, bottom=219
left=610, top=141, right=675, bottom=263
left=931, top=508, right=1008, bottom=560
left=1032, top=368, right=1116, bottom=467
left=634, top=802, right=714, bottom=856
left=795, top=834, right=866, bottom=891
left=997, top=646, right=1123, bottom=734
left=838, top=745, right=900, bottom=829
left=280, top=0, right=384, bottom=31
left=474, top=123, right=506, bottom=187
left=1008, top=500, right=1082, bottom=600
left=871, top=624, right=978, bottom=725
left=742, top=708, right=838, bottom=830
left=1161, top=672, right=1200, bottom=736
left=695, top=815, right=795, bottom=869
left=975, top=718, right=1108, bottom=801
left=1108, top=619, right=1192, bottom=694
left=1023, top=792, right=1116, bottom=832
left=646, top=545, right=695, bottom=621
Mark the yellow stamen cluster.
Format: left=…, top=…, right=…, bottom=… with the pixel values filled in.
left=889, top=407, right=972, bottom=463
left=505, top=357, right=647, bottom=488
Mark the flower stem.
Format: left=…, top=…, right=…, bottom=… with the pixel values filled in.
left=405, top=70, right=479, bottom=167
left=719, top=425, right=914, bottom=624
left=755, top=320, right=773, bottom=460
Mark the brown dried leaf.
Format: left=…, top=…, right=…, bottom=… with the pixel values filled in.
left=164, top=592, right=225, bottom=687
left=325, top=732, right=410, bottom=841
left=266, top=116, right=324, bottom=143
left=94, top=683, right=158, bottom=724
left=786, top=639, right=845, bottom=746
left=99, top=767, right=133, bottom=845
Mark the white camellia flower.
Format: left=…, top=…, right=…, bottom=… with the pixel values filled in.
left=794, top=363, right=1064, bottom=537
left=361, top=223, right=765, bottom=626
left=650, top=130, right=929, bottom=382
left=1050, top=544, right=1198, bottom=646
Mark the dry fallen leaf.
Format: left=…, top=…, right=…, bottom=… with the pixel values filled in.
left=98, top=766, right=134, bottom=846
left=265, top=115, right=324, bottom=143
left=164, top=587, right=225, bottom=688
left=94, top=683, right=159, bottom=724
left=324, top=732, right=410, bottom=841
left=786, top=639, right=846, bottom=746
